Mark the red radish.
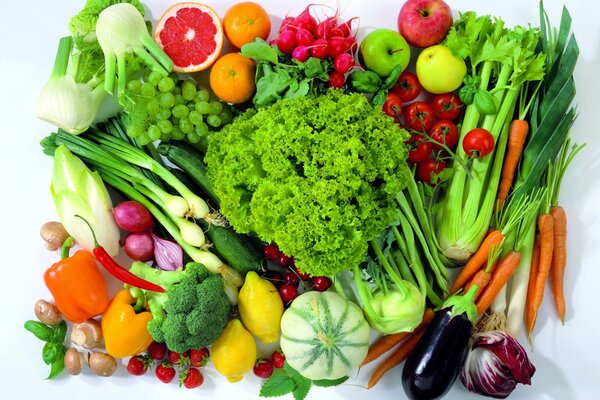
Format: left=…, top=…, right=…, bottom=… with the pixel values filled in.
left=292, top=4, right=317, bottom=33
left=315, top=17, right=337, bottom=38
left=345, top=35, right=358, bottom=53
left=295, top=28, right=315, bottom=46
left=123, top=231, right=154, bottom=262
left=329, top=27, right=344, bottom=37
left=277, top=29, right=297, bottom=54
left=338, top=17, right=359, bottom=37
left=334, top=53, right=355, bottom=73
left=327, top=36, right=350, bottom=58
left=113, top=200, right=154, bottom=232
left=279, top=16, right=295, bottom=32
left=310, top=38, right=328, bottom=58
left=329, top=71, right=346, bottom=88
left=292, top=46, right=311, bottom=62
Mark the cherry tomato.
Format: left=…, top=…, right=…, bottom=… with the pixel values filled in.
left=417, top=158, right=447, bottom=184
left=407, top=134, right=433, bottom=164
left=428, top=120, right=459, bottom=150
left=382, top=92, right=402, bottom=122
left=391, top=71, right=422, bottom=103
left=403, top=101, right=435, bottom=132
left=463, top=128, right=495, bottom=158
left=431, top=93, right=463, bottom=121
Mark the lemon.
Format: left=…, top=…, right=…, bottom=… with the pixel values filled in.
left=211, top=319, right=256, bottom=383
left=238, top=271, right=284, bottom=343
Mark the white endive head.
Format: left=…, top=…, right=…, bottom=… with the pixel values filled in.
left=51, top=145, right=120, bottom=256
left=35, top=75, right=107, bottom=135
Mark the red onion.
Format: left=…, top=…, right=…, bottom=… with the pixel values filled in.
left=112, top=200, right=155, bottom=233
left=123, top=232, right=154, bottom=261
left=152, top=234, right=183, bottom=271
left=460, top=331, right=535, bottom=398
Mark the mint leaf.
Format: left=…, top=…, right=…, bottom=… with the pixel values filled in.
left=474, top=89, right=497, bottom=115
left=347, top=70, right=381, bottom=93
left=293, top=377, right=311, bottom=400
left=260, top=372, right=295, bottom=397
left=52, top=320, right=67, bottom=343
left=313, top=376, right=349, bottom=387
left=24, top=320, right=53, bottom=342
left=241, top=38, right=279, bottom=64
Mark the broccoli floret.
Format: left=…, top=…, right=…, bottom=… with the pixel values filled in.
left=129, top=261, right=230, bottom=353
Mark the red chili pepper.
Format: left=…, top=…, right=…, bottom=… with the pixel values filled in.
left=76, top=215, right=165, bottom=293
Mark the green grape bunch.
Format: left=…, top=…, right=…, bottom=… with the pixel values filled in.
left=121, top=71, right=234, bottom=146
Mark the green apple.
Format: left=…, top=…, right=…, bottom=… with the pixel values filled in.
left=359, top=29, right=411, bottom=77
left=416, top=45, right=467, bottom=94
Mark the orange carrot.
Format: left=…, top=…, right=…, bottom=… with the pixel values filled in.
left=367, top=330, right=426, bottom=389
left=528, top=213, right=555, bottom=336
left=449, top=230, right=504, bottom=294
left=476, top=251, right=521, bottom=315
left=464, top=269, right=491, bottom=300
left=550, top=206, right=567, bottom=323
left=525, top=235, right=541, bottom=335
left=496, top=119, right=529, bottom=211
left=361, top=308, right=435, bottom=367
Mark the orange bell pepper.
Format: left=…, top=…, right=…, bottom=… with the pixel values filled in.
left=101, top=288, right=154, bottom=358
left=44, top=237, right=109, bottom=323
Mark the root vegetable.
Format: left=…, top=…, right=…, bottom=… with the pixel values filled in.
left=40, top=221, right=69, bottom=251
left=89, top=352, right=118, bottom=377
left=71, top=319, right=103, bottom=349
left=34, top=299, right=62, bottom=327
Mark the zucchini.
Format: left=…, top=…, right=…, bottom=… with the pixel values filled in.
left=156, top=141, right=219, bottom=205
left=168, top=166, right=262, bottom=275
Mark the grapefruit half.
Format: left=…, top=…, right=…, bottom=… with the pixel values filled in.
left=154, top=2, right=224, bottom=73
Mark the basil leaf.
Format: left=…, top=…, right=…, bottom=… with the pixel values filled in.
left=474, top=89, right=498, bottom=115
left=52, top=320, right=67, bottom=343
left=259, top=372, right=295, bottom=397
left=382, top=64, right=402, bottom=90
left=24, top=320, right=53, bottom=342
left=241, top=39, right=279, bottom=64
left=46, top=356, right=65, bottom=380
left=371, top=89, right=387, bottom=106
left=313, top=376, right=349, bottom=387
left=42, top=342, right=61, bottom=365
left=347, top=70, right=381, bottom=93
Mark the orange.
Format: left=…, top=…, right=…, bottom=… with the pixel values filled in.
left=223, top=2, right=272, bottom=49
left=154, top=2, right=224, bottom=73
left=209, top=53, right=256, bottom=104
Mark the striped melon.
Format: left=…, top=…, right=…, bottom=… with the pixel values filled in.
left=280, top=291, right=370, bottom=380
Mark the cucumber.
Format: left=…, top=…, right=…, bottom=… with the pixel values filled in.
left=168, top=166, right=262, bottom=275
left=156, top=141, right=219, bottom=205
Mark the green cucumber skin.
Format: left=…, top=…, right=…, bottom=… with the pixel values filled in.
left=157, top=141, right=220, bottom=205
left=167, top=166, right=262, bottom=275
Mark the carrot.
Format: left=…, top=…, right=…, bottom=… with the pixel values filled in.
left=360, top=308, right=435, bottom=367
left=525, top=235, right=541, bottom=336
left=495, top=119, right=529, bottom=211
left=464, top=269, right=491, bottom=300
left=476, top=251, right=521, bottom=315
left=550, top=206, right=567, bottom=323
left=449, top=229, right=504, bottom=294
left=367, top=330, right=426, bottom=389
left=528, top=213, right=555, bottom=336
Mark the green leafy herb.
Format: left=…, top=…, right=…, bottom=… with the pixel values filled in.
left=240, top=38, right=279, bottom=64
left=347, top=70, right=382, bottom=93
left=24, top=319, right=68, bottom=379
left=382, top=64, right=403, bottom=90
left=24, top=321, right=54, bottom=342
left=474, top=89, right=497, bottom=115
left=312, top=376, right=349, bottom=387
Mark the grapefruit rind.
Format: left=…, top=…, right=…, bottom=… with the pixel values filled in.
left=154, top=2, right=224, bottom=73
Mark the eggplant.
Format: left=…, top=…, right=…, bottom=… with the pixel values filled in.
left=401, top=286, right=480, bottom=400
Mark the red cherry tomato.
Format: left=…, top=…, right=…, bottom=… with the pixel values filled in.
left=417, top=158, right=446, bottom=184
left=407, top=134, right=433, bottom=164
left=391, top=71, right=422, bottom=103
left=428, top=120, right=459, bottom=150
left=382, top=92, right=402, bottom=122
left=431, top=93, right=463, bottom=121
left=463, top=128, right=495, bottom=158
left=403, top=101, right=435, bottom=132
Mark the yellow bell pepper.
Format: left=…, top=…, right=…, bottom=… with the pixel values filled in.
left=101, top=289, right=153, bottom=358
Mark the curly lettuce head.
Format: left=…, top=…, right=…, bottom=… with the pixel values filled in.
left=205, top=90, right=411, bottom=276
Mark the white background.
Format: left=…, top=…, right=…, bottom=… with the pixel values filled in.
left=0, top=0, right=599, bottom=399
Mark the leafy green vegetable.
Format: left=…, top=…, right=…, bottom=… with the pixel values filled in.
left=24, top=320, right=67, bottom=379
left=205, top=90, right=411, bottom=277
left=240, top=38, right=332, bottom=107
left=347, top=64, right=403, bottom=105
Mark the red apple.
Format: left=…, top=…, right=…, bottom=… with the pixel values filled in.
left=398, top=0, right=453, bottom=48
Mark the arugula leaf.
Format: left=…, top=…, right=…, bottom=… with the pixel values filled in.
left=24, top=320, right=53, bottom=342
left=347, top=70, right=382, bottom=93
left=260, top=371, right=295, bottom=397
left=313, top=376, right=349, bottom=387
left=241, top=38, right=279, bottom=64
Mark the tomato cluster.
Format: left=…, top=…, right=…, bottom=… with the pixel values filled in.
left=380, top=72, right=464, bottom=184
